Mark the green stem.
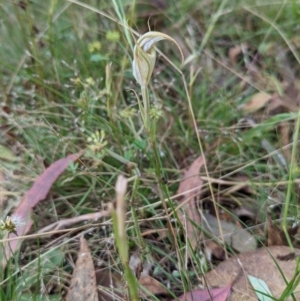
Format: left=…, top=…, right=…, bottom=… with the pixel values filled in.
left=131, top=173, right=150, bottom=262
left=124, top=265, right=139, bottom=301
left=141, top=85, right=185, bottom=272
left=141, top=86, right=150, bottom=132
left=282, top=109, right=300, bottom=253
left=111, top=206, right=139, bottom=300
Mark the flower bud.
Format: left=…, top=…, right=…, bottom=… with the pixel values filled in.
left=132, top=32, right=183, bottom=87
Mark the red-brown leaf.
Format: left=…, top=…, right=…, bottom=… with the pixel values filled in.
left=174, top=285, right=232, bottom=301
left=2, top=151, right=83, bottom=268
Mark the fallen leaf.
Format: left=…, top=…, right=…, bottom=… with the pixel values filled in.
left=66, top=236, right=98, bottom=301
left=129, top=251, right=152, bottom=279
left=1, top=151, right=83, bottom=268
left=139, top=276, right=169, bottom=297
left=96, top=268, right=123, bottom=301
left=233, top=207, right=256, bottom=223
left=204, top=240, right=225, bottom=261
left=204, top=246, right=300, bottom=300
left=174, top=285, right=232, bottom=301
left=266, top=212, right=287, bottom=247
left=266, top=212, right=298, bottom=247
left=240, top=92, right=271, bottom=114
left=228, top=44, right=245, bottom=66
left=248, top=275, right=273, bottom=301
left=268, top=92, right=298, bottom=114
left=177, top=155, right=205, bottom=250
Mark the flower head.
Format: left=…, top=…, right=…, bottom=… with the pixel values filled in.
left=86, top=130, right=107, bottom=154
left=88, top=41, right=101, bottom=53
left=132, top=31, right=183, bottom=87
left=0, top=215, right=24, bottom=235
left=106, top=30, right=120, bottom=42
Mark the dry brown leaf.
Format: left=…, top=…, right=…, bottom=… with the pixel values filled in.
left=174, top=284, right=233, bottom=301
left=66, top=236, right=98, bottom=301
left=177, top=155, right=204, bottom=250
left=204, top=240, right=225, bottom=260
left=266, top=213, right=298, bottom=247
left=240, top=92, right=271, bottom=114
left=96, top=269, right=123, bottom=301
left=204, top=246, right=300, bottom=301
left=228, top=44, right=245, bottom=66
left=268, top=92, right=299, bottom=114
left=266, top=213, right=287, bottom=247
left=139, top=276, right=169, bottom=297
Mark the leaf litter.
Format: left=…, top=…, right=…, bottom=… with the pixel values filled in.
left=66, top=236, right=98, bottom=301
left=174, top=284, right=232, bottom=301
left=204, top=246, right=300, bottom=301
left=176, top=155, right=205, bottom=251
left=1, top=151, right=83, bottom=268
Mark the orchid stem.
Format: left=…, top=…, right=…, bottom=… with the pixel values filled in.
left=141, top=86, right=150, bottom=132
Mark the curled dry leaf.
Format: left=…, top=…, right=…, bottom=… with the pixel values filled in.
left=266, top=212, right=298, bottom=247
left=228, top=44, right=246, bottom=66
left=129, top=251, right=152, bottom=279
left=1, top=151, right=84, bottom=268
left=177, top=155, right=205, bottom=250
left=204, top=240, right=225, bottom=261
left=266, top=212, right=287, bottom=247
left=66, top=236, right=98, bottom=301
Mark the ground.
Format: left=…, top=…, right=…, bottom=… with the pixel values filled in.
left=1, top=0, right=300, bottom=300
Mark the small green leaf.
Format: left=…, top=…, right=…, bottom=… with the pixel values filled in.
left=0, top=145, right=17, bottom=161
left=89, top=54, right=108, bottom=62
left=133, top=139, right=147, bottom=150
left=124, top=150, right=133, bottom=161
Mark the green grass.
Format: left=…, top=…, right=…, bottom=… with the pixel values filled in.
left=1, top=0, right=300, bottom=300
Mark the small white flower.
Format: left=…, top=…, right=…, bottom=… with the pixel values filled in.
left=10, top=214, right=25, bottom=227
